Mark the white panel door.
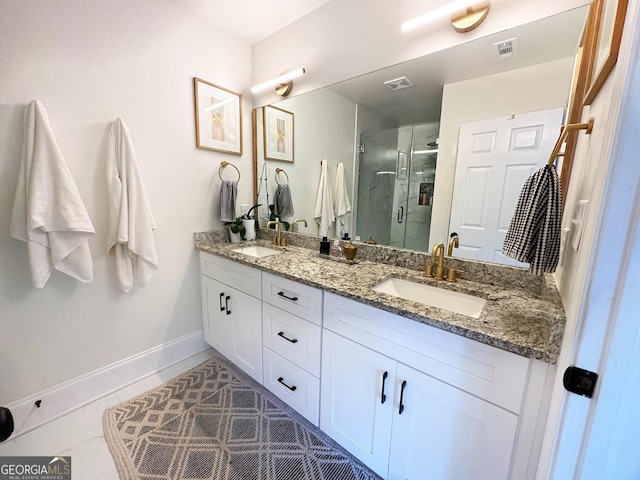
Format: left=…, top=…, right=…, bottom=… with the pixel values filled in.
left=388, top=363, right=519, bottom=480
left=449, top=108, right=564, bottom=265
left=320, top=330, right=396, bottom=477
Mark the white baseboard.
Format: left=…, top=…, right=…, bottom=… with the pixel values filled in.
left=5, top=329, right=208, bottom=439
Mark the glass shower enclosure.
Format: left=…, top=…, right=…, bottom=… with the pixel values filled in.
left=356, top=122, right=439, bottom=252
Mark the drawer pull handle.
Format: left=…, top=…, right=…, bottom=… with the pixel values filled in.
left=399, top=380, right=407, bottom=415
left=225, top=295, right=231, bottom=315
left=277, top=331, right=298, bottom=344
left=381, top=371, right=388, bottom=404
left=277, top=291, right=299, bottom=302
left=219, top=292, right=225, bottom=311
left=277, top=377, right=297, bottom=391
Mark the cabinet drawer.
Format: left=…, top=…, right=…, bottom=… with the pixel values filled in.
left=263, top=303, right=321, bottom=376
left=200, top=251, right=261, bottom=298
left=324, top=292, right=530, bottom=413
left=262, top=272, right=322, bottom=325
left=263, top=347, right=320, bottom=426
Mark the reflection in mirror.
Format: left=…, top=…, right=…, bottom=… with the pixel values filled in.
left=253, top=6, right=589, bottom=266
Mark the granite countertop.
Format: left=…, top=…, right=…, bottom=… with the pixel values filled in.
left=195, top=234, right=566, bottom=364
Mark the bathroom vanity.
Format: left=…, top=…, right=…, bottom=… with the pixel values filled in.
left=196, top=232, right=565, bottom=480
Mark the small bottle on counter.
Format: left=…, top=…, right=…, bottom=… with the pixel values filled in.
left=330, top=239, right=343, bottom=258
left=319, top=236, right=331, bottom=255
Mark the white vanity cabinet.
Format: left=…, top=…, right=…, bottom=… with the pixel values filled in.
left=261, top=272, right=323, bottom=425
left=321, top=292, right=550, bottom=480
left=199, top=252, right=263, bottom=383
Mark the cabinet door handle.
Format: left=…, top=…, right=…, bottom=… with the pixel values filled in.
left=397, top=205, right=404, bottom=223
left=381, top=371, right=388, bottom=404
left=277, top=377, right=297, bottom=391
left=277, top=331, right=298, bottom=344
left=225, top=295, right=231, bottom=315
left=277, top=291, right=299, bottom=302
left=399, top=380, right=407, bottom=414
left=219, top=292, right=225, bottom=311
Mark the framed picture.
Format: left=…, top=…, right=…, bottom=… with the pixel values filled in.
left=559, top=2, right=600, bottom=202
left=583, top=0, right=629, bottom=105
left=194, top=77, right=242, bottom=155
left=263, top=105, right=294, bottom=162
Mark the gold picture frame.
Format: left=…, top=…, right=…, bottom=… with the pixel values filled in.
left=263, top=105, right=294, bottom=162
left=583, top=0, right=629, bottom=105
left=194, top=77, right=242, bottom=155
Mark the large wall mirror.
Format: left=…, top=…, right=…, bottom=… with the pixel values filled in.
left=253, top=6, right=590, bottom=267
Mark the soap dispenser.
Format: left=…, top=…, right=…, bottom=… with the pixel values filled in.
left=319, top=236, right=331, bottom=255
left=330, top=239, right=343, bottom=258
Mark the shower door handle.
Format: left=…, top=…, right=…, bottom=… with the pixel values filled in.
left=397, top=206, right=404, bottom=223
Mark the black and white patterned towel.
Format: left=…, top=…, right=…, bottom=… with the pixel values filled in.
left=503, top=165, right=562, bottom=275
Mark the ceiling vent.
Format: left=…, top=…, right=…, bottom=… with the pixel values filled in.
left=493, top=37, right=518, bottom=58
left=384, top=76, right=415, bottom=91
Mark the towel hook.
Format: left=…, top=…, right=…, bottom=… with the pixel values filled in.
left=219, top=161, right=240, bottom=182
left=275, top=168, right=289, bottom=185
left=547, top=117, right=594, bottom=167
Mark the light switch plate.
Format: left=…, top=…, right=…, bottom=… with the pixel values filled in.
left=571, top=199, right=590, bottom=251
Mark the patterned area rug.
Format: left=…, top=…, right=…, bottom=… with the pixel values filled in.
left=103, top=356, right=380, bottom=480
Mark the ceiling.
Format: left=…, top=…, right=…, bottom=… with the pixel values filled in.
left=168, top=0, right=332, bottom=45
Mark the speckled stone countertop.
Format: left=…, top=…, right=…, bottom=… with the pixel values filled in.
left=195, top=231, right=566, bottom=364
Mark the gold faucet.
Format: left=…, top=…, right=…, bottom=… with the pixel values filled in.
left=292, top=219, right=308, bottom=232
left=265, top=220, right=283, bottom=246
left=447, top=233, right=459, bottom=256
left=430, top=242, right=446, bottom=280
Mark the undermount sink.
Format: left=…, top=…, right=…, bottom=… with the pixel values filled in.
left=372, top=277, right=486, bottom=318
left=232, top=245, right=281, bottom=258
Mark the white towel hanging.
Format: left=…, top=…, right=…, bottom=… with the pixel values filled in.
left=314, top=159, right=335, bottom=237
left=333, top=162, right=351, bottom=236
left=107, top=117, right=158, bottom=292
left=10, top=99, right=95, bottom=287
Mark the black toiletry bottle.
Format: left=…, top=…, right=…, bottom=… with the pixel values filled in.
left=320, top=236, right=331, bottom=255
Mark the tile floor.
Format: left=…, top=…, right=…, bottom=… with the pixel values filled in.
left=0, top=349, right=217, bottom=480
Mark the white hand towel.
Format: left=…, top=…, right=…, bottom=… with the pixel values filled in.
left=333, top=162, right=351, bottom=235
left=10, top=100, right=95, bottom=288
left=107, top=117, right=158, bottom=292
left=314, top=159, right=335, bottom=237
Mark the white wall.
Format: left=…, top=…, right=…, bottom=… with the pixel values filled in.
left=251, top=0, right=589, bottom=107
left=432, top=57, right=575, bottom=246
left=0, top=0, right=252, bottom=404
left=540, top=21, right=634, bottom=477
left=256, top=88, right=357, bottom=237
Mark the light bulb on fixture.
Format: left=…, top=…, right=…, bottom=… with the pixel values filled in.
left=250, top=68, right=306, bottom=95
left=402, top=0, right=490, bottom=33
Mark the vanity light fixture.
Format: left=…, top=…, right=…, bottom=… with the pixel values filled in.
left=251, top=68, right=306, bottom=96
left=402, top=0, right=490, bottom=33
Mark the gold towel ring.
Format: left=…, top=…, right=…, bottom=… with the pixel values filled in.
left=219, top=161, right=240, bottom=182
left=275, top=168, right=289, bottom=185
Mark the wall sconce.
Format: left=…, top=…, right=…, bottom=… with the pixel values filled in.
left=402, top=0, right=490, bottom=33
left=251, top=68, right=306, bottom=96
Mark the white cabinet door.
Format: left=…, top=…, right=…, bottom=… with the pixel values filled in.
left=320, top=330, right=396, bottom=477
left=201, top=275, right=263, bottom=383
left=388, top=363, right=519, bottom=480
